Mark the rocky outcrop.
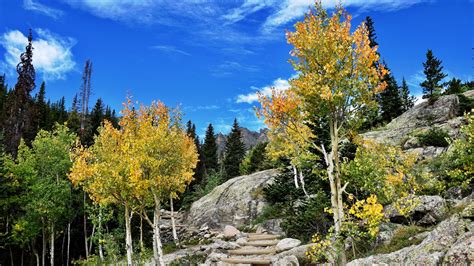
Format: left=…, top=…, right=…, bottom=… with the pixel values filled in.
left=385, top=195, right=449, bottom=225
left=363, top=92, right=472, bottom=160
left=216, top=127, right=269, bottom=154
left=349, top=196, right=474, bottom=266
left=348, top=213, right=473, bottom=265
left=185, top=169, right=279, bottom=228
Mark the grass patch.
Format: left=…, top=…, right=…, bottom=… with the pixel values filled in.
left=163, top=242, right=179, bottom=254
left=169, top=253, right=207, bottom=266
left=373, top=225, right=428, bottom=255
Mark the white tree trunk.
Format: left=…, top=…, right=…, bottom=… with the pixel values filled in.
left=124, top=205, right=133, bottom=266
left=153, top=194, right=165, bottom=266
left=50, top=223, right=55, bottom=266
left=170, top=196, right=179, bottom=245
left=98, top=207, right=104, bottom=261
left=42, top=222, right=46, bottom=266
left=67, top=222, right=70, bottom=266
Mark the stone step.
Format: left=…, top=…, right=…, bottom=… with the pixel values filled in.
left=243, top=240, right=278, bottom=247
left=220, top=258, right=271, bottom=265
left=228, top=248, right=277, bottom=255
left=247, top=235, right=280, bottom=241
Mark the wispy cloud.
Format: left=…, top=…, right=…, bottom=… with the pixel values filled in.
left=261, top=0, right=429, bottom=32
left=236, top=77, right=290, bottom=104
left=0, top=29, right=76, bottom=81
left=23, top=0, right=64, bottom=19
left=150, top=45, right=191, bottom=56
left=211, top=61, right=259, bottom=77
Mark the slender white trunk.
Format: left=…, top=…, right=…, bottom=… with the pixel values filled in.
left=98, top=208, right=104, bottom=261
left=153, top=194, right=165, bottom=266
left=67, top=222, right=70, bottom=266
left=50, top=223, right=55, bottom=266
left=292, top=165, right=299, bottom=188
left=83, top=193, right=89, bottom=259
left=42, top=222, right=46, bottom=266
left=124, top=204, right=133, bottom=266
left=170, top=196, right=179, bottom=245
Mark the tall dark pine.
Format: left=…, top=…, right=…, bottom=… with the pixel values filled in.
left=0, top=75, right=8, bottom=131
left=202, top=123, right=218, bottom=174
left=185, top=121, right=205, bottom=187
left=3, top=29, right=36, bottom=156
left=445, top=78, right=463, bottom=95
left=67, top=94, right=81, bottom=134
left=400, top=78, right=415, bottom=112
left=420, top=50, right=447, bottom=100
left=35, top=81, right=49, bottom=130
left=365, top=16, right=378, bottom=49
left=379, top=63, right=403, bottom=123
left=104, top=105, right=119, bottom=128
left=223, top=119, right=246, bottom=180
left=88, top=98, right=105, bottom=143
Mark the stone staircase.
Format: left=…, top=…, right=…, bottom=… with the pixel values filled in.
left=218, top=233, right=281, bottom=265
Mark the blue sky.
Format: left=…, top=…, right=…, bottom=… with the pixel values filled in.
left=0, top=0, right=472, bottom=137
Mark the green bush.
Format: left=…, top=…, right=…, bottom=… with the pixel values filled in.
left=179, top=172, right=223, bottom=210
left=168, top=253, right=207, bottom=266
left=458, top=94, right=474, bottom=116
left=417, top=127, right=450, bottom=147
left=261, top=170, right=332, bottom=242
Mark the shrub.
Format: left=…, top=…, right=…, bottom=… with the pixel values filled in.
left=179, top=172, right=223, bottom=210
left=417, top=127, right=450, bottom=147
left=430, top=111, right=473, bottom=192
left=458, top=94, right=474, bottom=116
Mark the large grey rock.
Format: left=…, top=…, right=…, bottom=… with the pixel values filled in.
left=223, top=225, right=240, bottom=239
left=348, top=214, right=473, bottom=265
left=276, top=238, right=302, bottom=252
left=363, top=93, right=471, bottom=153
left=256, top=218, right=284, bottom=235
left=186, top=169, right=279, bottom=228
left=272, top=255, right=299, bottom=266
left=385, top=195, right=448, bottom=225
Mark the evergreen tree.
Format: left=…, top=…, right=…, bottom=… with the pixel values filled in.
left=445, top=78, right=464, bottom=95
left=3, top=29, right=36, bottom=156
left=240, top=142, right=271, bottom=175
left=420, top=49, right=447, bottom=100
left=0, top=75, right=8, bottom=132
left=67, top=94, right=81, bottom=135
left=223, top=119, right=246, bottom=179
left=201, top=123, right=218, bottom=174
left=89, top=98, right=105, bottom=140
left=35, top=82, right=50, bottom=130
left=379, top=64, right=403, bottom=123
left=365, top=16, right=378, bottom=49
left=400, top=78, right=415, bottom=112
left=104, top=105, right=119, bottom=128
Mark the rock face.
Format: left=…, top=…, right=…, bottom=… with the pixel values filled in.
left=276, top=238, right=302, bottom=252
left=216, top=127, right=269, bottom=155
left=348, top=213, right=473, bottom=265
left=349, top=196, right=474, bottom=266
left=385, top=195, right=449, bottom=225
left=185, top=169, right=278, bottom=228
left=363, top=93, right=472, bottom=160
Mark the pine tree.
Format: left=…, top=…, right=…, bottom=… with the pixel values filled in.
left=445, top=78, right=464, bottom=95
left=365, top=16, right=378, bottom=49
left=421, top=50, right=447, bottom=100
left=400, top=78, right=415, bottom=112
left=0, top=75, right=8, bottom=132
left=202, top=123, right=218, bottom=174
left=240, top=142, right=271, bottom=175
left=104, top=105, right=118, bottom=128
left=379, top=64, right=403, bottom=123
left=223, top=119, right=246, bottom=179
left=3, top=29, right=36, bottom=156
left=35, top=82, right=49, bottom=130
left=88, top=98, right=105, bottom=142
left=67, top=94, right=81, bottom=135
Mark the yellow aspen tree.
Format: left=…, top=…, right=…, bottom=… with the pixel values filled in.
left=129, top=101, right=198, bottom=266
left=258, top=3, right=387, bottom=264
left=69, top=105, right=143, bottom=266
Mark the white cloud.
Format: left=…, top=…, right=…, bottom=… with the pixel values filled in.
left=0, top=29, right=76, bottom=81
left=236, top=77, right=290, bottom=104
left=262, top=0, right=428, bottom=32
left=23, top=0, right=64, bottom=19
left=211, top=61, right=259, bottom=77
left=150, top=45, right=191, bottom=56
